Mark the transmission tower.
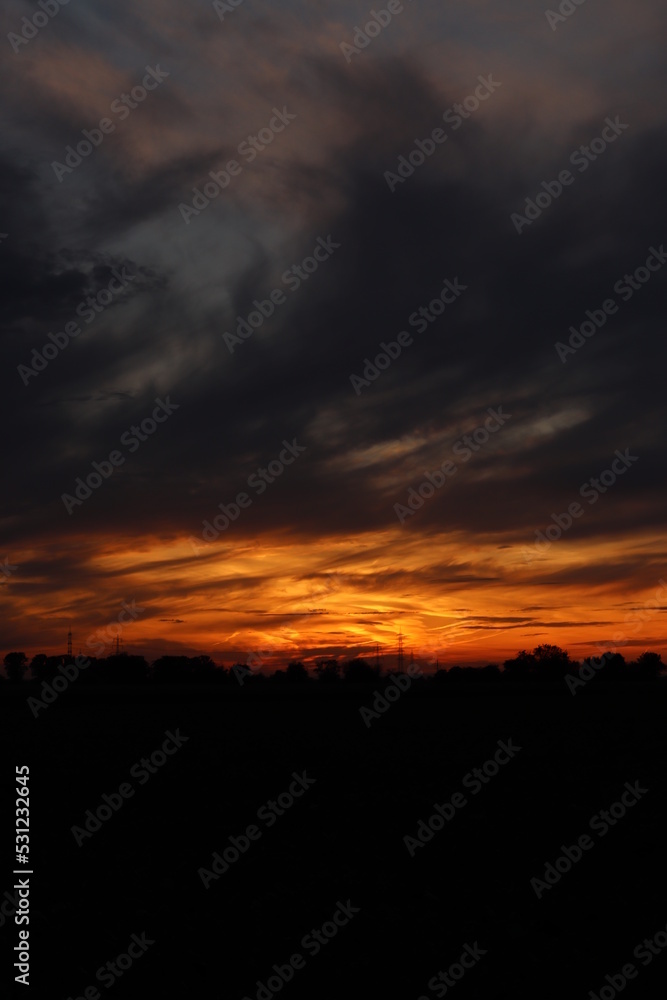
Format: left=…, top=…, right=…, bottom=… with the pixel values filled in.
left=67, top=626, right=72, bottom=658
left=397, top=630, right=404, bottom=672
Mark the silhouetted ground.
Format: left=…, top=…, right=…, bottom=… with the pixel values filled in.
left=3, top=683, right=667, bottom=998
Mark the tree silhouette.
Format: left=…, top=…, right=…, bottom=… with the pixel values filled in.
left=607, top=652, right=627, bottom=677
left=151, top=656, right=194, bottom=682
left=343, top=659, right=380, bottom=683
left=188, top=655, right=218, bottom=682
left=315, top=659, right=341, bottom=683
left=286, top=661, right=309, bottom=683
left=635, top=650, right=663, bottom=679
left=532, top=643, right=571, bottom=679
left=29, top=653, right=48, bottom=680
left=502, top=649, right=536, bottom=679
left=103, top=653, right=149, bottom=683
left=4, top=651, right=27, bottom=682
left=582, top=651, right=626, bottom=681
left=149, top=654, right=222, bottom=683
left=502, top=645, right=573, bottom=681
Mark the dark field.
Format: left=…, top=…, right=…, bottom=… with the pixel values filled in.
left=3, top=684, right=667, bottom=999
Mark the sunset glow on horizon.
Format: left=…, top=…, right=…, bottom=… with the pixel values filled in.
left=5, top=520, right=667, bottom=669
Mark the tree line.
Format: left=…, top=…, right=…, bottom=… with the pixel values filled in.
left=1, top=643, right=664, bottom=685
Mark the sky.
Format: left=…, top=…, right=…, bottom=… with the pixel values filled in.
left=1, top=0, right=666, bottom=669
